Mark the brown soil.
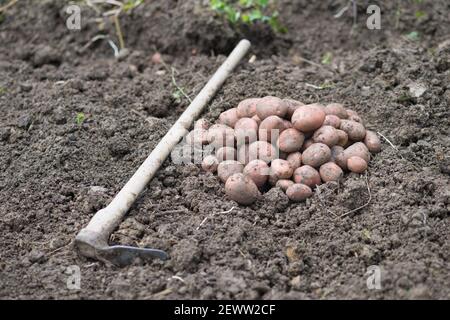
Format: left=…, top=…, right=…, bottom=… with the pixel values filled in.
left=0, top=0, right=449, bottom=299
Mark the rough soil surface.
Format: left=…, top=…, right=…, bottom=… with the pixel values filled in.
left=0, top=0, right=449, bottom=299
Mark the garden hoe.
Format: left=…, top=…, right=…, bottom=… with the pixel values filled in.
left=75, top=40, right=251, bottom=267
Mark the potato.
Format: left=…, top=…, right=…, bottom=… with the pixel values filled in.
left=330, top=145, right=344, bottom=162
left=269, top=159, right=294, bottom=185
left=256, top=96, right=288, bottom=120
left=312, top=125, right=339, bottom=147
left=284, top=98, right=304, bottom=119
left=292, top=104, right=326, bottom=132
left=343, top=142, right=370, bottom=163
left=258, top=115, right=286, bottom=142
left=293, top=165, right=321, bottom=187
left=277, top=128, right=305, bottom=153
left=301, top=138, right=314, bottom=152
left=234, top=117, right=258, bottom=145
left=325, top=103, right=348, bottom=119
left=364, top=130, right=381, bottom=153
left=207, top=124, right=235, bottom=148
left=216, top=146, right=236, bottom=162
left=237, top=144, right=250, bottom=165
left=339, top=120, right=366, bottom=141
left=225, top=173, right=260, bottom=205
left=346, top=109, right=363, bottom=123
left=248, top=141, right=278, bottom=163
left=217, top=160, right=244, bottom=183
left=243, top=159, right=269, bottom=188
left=282, top=119, right=293, bottom=129
left=236, top=98, right=260, bottom=118
left=276, top=179, right=294, bottom=192
left=286, top=152, right=302, bottom=170
left=201, top=155, right=219, bottom=173
left=347, top=156, right=368, bottom=173
left=302, top=143, right=331, bottom=168
left=323, top=114, right=341, bottom=128
left=334, top=149, right=348, bottom=171
left=219, top=108, right=239, bottom=128
left=336, top=129, right=349, bottom=147
left=186, top=129, right=208, bottom=146
left=286, top=183, right=313, bottom=202
left=252, top=114, right=261, bottom=126
left=194, top=118, right=210, bottom=131
left=319, top=162, right=343, bottom=182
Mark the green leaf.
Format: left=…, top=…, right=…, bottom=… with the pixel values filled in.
left=257, top=0, right=269, bottom=8
left=241, top=14, right=250, bottom=23
left=321, top=52, right=333, bottom=65
left=249, top=9, right=263, bottom=22
left=76, top=112, right=86, bottom=126
left=406, top=31, right=420, bottom=41
left=415, top=10, right=426, bottom=19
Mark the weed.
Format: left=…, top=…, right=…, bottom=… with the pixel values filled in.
left=0, top=86, right=6, bottom=96
left=209, top=0, right=287, bottom=33
left=406, top=31, right=420, bottom=41
left=76, top=112, right=86, bottom=126
left=321, top=52, right=333, bottom=65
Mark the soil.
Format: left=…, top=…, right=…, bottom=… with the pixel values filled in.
left=0, top=0, right=449, bottom=299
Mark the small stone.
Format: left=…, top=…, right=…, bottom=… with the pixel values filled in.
left=408, top=82, right=427, bottom=98
left=28, top=249, right=46, bottom=264
left=17, top=114, right=32, bottom=129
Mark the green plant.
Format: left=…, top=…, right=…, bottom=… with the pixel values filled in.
left=321, top=52, right=333, bottom=65
left=0, top=86, right=6, bottom=96
left=406, top=31, right=420, bottom=41
left=76, top=112, right=86, bottom=126
left=209, top=0, right=287, bottom=33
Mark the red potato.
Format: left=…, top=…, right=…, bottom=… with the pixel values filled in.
left=243, top=159, right=270, bottom=188
left=258, top=115, right=286, bottom=142
left=339, top=120, right=366, bottom=141
left=323, top=114, right=341, bottom=128
left=234, top=117, right=259, bottom=145
left=219, top=108, right=239, bottom=128
left=319, top=162, right=343, bottom=182
left=325, top=103, right=348, bottom=119
left=186, top=129, right=209, bottom=146
left=252, top=114, right=261, bottom=126
left=312, top=125, right=339, bottom=147
left=256, top=96, right=288, bottom=120
left=347, top=156, right=368, bottom=173
left=225, top=173, right=260, bottom=205
left=277, top=128, right=305, bottom=153
left=217, top=160, right=244, bottom=183
left=248, top=141, right=278, bottom=163
left=236, top=98, right=260, bottom=118
left=302, top=143, right=331, bottom=168
left=291, top=104, right=326, bottom=132
left=194, top=118, right=210, bottom=131
left=276, top=179, right=294, bottom=191
left=330, top=146, right=344, bottom=162
left=346, top=109, right=363, bottom=123
left=336, top=129, right=349, bottom=147
left=364, top=130, right=382, bottom=153
left=286, top=183, right=313, bottom=202
left=343, top=142, right=370, bottom=163
left=269, top=159, right=294, bottom=185
left=301, top=138, right=314, bottom=152
left=216, top=146, right=236, bottom=162
left=293, top=165, right=321, bottom=188
left=286, top=152, right=302, bottom=170
left=201, top=155, right=219, bottom=173
left=207, top=124, right=235, bottom=148
left=284, top=99, right=305, bottom=119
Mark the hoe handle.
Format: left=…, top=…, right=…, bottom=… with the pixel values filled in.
left=78, top=40, right=251, bottom=242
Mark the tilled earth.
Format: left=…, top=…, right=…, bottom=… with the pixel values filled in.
left=0, top=0, right=449, bottom=299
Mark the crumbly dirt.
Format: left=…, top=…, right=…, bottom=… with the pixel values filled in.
left=0, top=0, right=449, bottom=299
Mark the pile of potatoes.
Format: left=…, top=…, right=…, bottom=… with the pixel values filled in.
left=185, top=96, right=381, bottom=205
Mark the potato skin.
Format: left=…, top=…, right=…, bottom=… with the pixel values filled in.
left=301, top=143, right=331, bottom=168
left=207, top=124, right=235, bottom=148
left=277, top=128, right=305, bottom=153
left=243, top=159, right=269, bottom=188
left=319, top=162, right=343, bottom=182
left=276, top=179, right=294, bottom=191
left=347, top=156, right=368, bottom=173
left=293, top=165, right=321, bottom=187
left=336, top=129, right=349, bottom=147
left=256, top=96, right=288, bottom=120
left=286, top=152, right=302, bottom=170
left=286, top=183, right=313, bottom=202
left=194, top=118, right=210, bottom=131
left=217, top=160, right=244, bottom=183
left=258, top=115, right=286, bottom=142
left=343, top=142, right=370, bottom=163
left=236, top=98, right=260, bottom=118
left=284, top=99, right=304, bottom=119
left=325, top=103, right=348, bottom=119
left=323, top=114, right=341, bottom=128
left=339, top=120, right=366, bottom=141
left=346, top=109, right=363, bottom=123
left=186, top=129, right=209, bottom=146
left=219, top=108, right=239, bottom=128
left=252, top=114, right=262, bottom=126
left=248, top=141, right=278, bottom=163
left=216, top=146, right=237, bottom=162
left=292, top=104, right=326, bottom=132
left=225, top=173, right=260, bottom=205
left=201, top=155, right=219, bottom=173
left=364, top=130, right=381, bottom=153
left=234, top=117, right=259, bottom=145
left=269, top=159, right=294, bottom=185
left=312, top=125, right=339, bottom=147
left=301, top=138, right=314, bottom=152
